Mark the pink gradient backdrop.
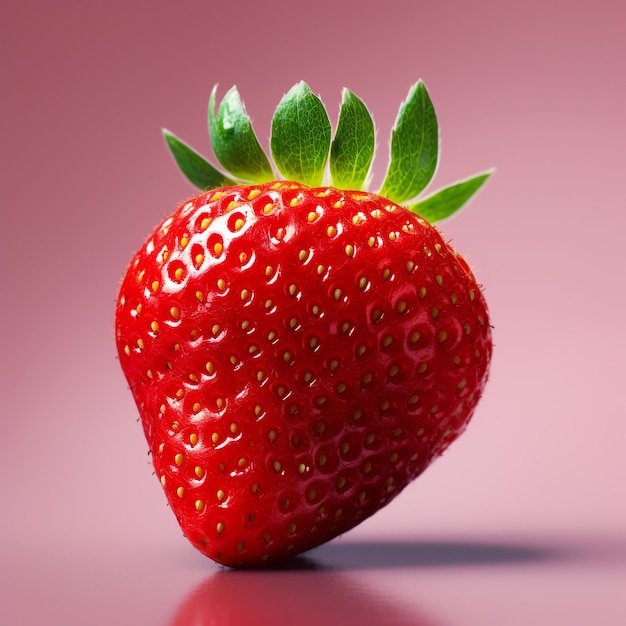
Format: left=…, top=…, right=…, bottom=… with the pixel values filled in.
left=2, top=0, right=625, bottom=624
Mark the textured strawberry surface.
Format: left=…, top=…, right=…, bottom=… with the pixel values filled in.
left=116, top=181, right=491, bottom=567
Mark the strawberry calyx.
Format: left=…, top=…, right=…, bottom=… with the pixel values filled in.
left=163, top=81, right=492, bottom=222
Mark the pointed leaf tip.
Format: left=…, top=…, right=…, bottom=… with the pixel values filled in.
left=330, top=88, right=375, bottom=190
left=163, top=129, right=235, bottom=191
left=270, top=82, right=331, bottom=187
left=408, top=170, right=493, bottom=222
left=208, top=85, right=274, bottom=183
left=379, top=81, right=439, bottom=204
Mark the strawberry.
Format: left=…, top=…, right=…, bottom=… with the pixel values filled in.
left=115, top=81, right=492, bottom=568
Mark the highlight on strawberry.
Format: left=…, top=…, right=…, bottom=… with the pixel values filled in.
left=115, top=80, right=493, bottom=568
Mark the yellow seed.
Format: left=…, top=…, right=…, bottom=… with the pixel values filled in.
left=234, top=218, right=245, bottom=231
left=189, top=433, right=198, bottom=446
left=383, top=335, right=393, bottom=347
left=211, top=432, right=219, bottom=444
left=176, top=486, right=184, bottom=498
left=288, top=284, right=298, bottom=296
left=418, top=363, right=428, bottom=374
left=307, top=211, right=318, bottom=222
left=406, top=261, right=415, bottom=272
left=263, top=202, right=273, bottom=214
left=180, top=235, right=189, bottom=248
left=189, top=373, right=199, bottom=382
left=345, top=244, right=355, bottom=257
left=124, top=345, right=131, bottom=356
left=333, top=200, right=344, bottom=209
left=238, top=457, right=246, bottom=467
left=268, top=430, right=277, bottom=442
left=240, top=289, right=250, bottom=301
left=192, top=402, right=201, bottom=413
left=151, top=280, right=159, bottom=293
left=170, top=307, right=180, bottom=319
left=216, top=522, right=224, bottom=534
left=195, top=253, right=204, bottom=266
left=195, top=290, right=204, bottom=301
left=229, top=423, right=238, bottom=434
left=213, top=242, right=223, bottom=256
left=200, top=217, right=211, bottom=230
left=146, top=369, right=153, bottom=379
left=273, top=460, right=282, bottom=472
left=334, top=288, right=343, bottom=301
left=174, top=453, right=184, bottom=466
left=396, top=301, right=407, bottom=314
left=160, top=475, right=166, bottom=486
left=248, top=188, right=261, bottom=200
left=217, top=278, right=226, bottom=291
left=298, top=463, right=307, bottom=474
left=327, top=225, right=337, bottom=237
left=195, top=500, right=204, bottom=511
left=159, top=404, right=167, bottom=415
left=298, top=249, right=308, bottom=262
left=419, top=287, right=427, bottom=298
left=137, top=338, right=144, bottom=349
left=205, top=361, right=215, bottom=374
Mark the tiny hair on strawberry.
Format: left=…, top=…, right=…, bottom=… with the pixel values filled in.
left=115, top=80, right=493, bottom=568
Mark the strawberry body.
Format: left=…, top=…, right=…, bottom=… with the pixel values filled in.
left=116, top=180, right=491, bottom=567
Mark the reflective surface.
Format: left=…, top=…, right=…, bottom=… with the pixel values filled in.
left=3, top=0, right=626, bottom=624
left=3, top=535, right=625, bottom=625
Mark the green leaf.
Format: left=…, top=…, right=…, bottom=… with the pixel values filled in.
left=270, top=82, right=331, bottom=187
left=408, top=170, right=493, bottom=222
left=163, top=129, right=235, bottom=191
left=208, top=85, right=274, bottom=183
left=378, top=81, right=439, bottom=204
left=330, top=88, right=375, bottom=190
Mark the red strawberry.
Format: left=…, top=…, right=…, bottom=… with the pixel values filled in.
left=115, top=81, right=492, bottom=567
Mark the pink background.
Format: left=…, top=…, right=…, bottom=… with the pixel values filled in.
left=2, top=0, right=625, bottom=624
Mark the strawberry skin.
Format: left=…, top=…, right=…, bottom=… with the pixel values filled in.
left=116, top=180, right=492, bottom=567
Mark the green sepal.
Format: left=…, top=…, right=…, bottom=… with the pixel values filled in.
left=208, top=85, right=274, bottom=183
left=330, top=88, right=375, bottom=190
left=408, top=170, right=493, bottom=222
left=270, top=82, right=332, bottom=187
left=163, top=129, right=235, bottom=191
left=378, top=81, right=439, bottom=204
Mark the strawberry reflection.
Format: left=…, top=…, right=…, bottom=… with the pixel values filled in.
left=170, top=558, right=437, bottom=626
